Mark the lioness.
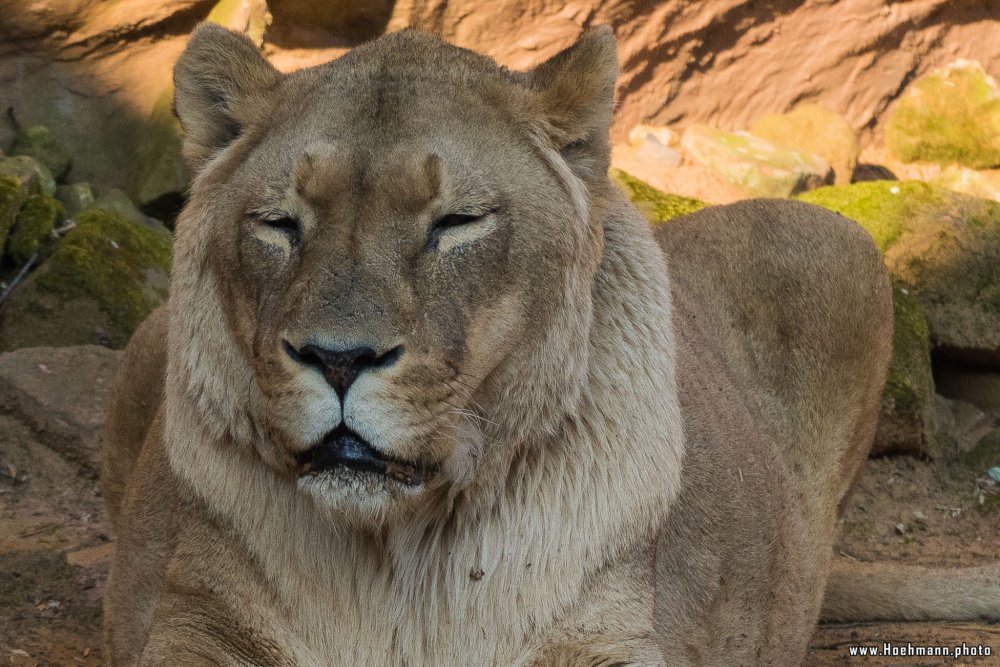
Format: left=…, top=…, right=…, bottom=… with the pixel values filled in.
left=102, top=24, right=999, bottom=666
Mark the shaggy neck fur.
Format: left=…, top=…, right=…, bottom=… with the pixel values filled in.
left=164, top=181, right=684, bottom=664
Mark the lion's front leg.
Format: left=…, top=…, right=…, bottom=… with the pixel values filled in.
left=532, top=548, right=667, bottom=667
left=532, top=637, right=667, bottom=667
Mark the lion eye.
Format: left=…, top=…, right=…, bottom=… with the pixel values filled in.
left=433, top=213, right=483, bottom=231
left=260, top=216, right=302, bottom=244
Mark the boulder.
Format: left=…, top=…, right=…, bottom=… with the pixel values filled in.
left=0, top=175, right=22, bottom=252
left=8, top=125, right=72, bottom=182
left=55, top=182, right=96, bottom=217
left=4, top=194, right=64, bottom=265
left=680, top=125, right=832, bottom=198
left=0, top=345, right=121, bottom=475
left=799, top=181, right=1000, bottom=365
left=886, top=60, right=1000, bottom=168
left=930, top=166, right=1000, bottom=202
left=92, top=187, right=172, bottom=241
left=611, top=144, right=748, bottom=205
left=0, top=155, right=56, bottom=197
left=628, top=124, right=677, bottom=148
left=933, top=395, right=998, bottom=458
left=610, top=169, right=706, bottom=224
left=0, top=208, right=171, bottom=351
left=207, top=0, right=272, bottom=46
left=750, top=104, right=860, bottom=185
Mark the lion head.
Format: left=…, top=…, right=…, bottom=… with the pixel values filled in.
left=167, top=24, right=620, bottom=525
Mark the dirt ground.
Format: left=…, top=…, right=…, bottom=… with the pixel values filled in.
left=1, top=413, right=997, bottom=666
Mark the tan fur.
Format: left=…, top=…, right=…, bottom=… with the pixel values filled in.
left=101, top=24, right=996, bottom=667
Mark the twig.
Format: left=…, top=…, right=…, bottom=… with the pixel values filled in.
left=51, top=219, right=76, bottom=237
left=6, top=106, right=21, bottom=132
left=0, top=251, right=37, bottom=311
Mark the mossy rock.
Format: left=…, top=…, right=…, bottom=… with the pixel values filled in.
left=92, top=187, right=172, bottom=242
left=610, top=169, right=706, bottom=223
left=886, top=60, right=1000, bottom=168
left=132, top=88, right=189, bottom=224
left=0, top=155, right=56, bottom=197
left=750, top=104, right=860, bottom=185
left=0, top=208, right=171, bottom=350
left=680, top=125, right=832, bottom=198
left=9, top=125, right=72, bottom=182
left=55, top=182, right=95, bottom=217
left=872, top=284, right=937, bottom=457
left=0, top=176, right=22, bottom=253
left=930, top=166, right=1000, bottom=201
left=5, top=194, right=64, bottom=265
left=798, top=181, right=1000, bottom=364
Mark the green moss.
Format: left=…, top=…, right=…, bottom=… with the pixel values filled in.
left=6, top=194, right=63, bottom=265
left=797, top=181, right=948, bottom=251
left=610, top=169, right=706, bottom=223
left=35, top=208, right=171, bottom=340
left=882, top=284, right=934, bottom=415
left=887, top=62, right=1000, bottom=168
left=0, top=175, right=22, bottom=251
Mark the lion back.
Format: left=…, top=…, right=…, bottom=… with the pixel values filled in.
left=654, top=199, right=893, bottom=517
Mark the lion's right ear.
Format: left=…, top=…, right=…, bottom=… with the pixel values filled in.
left=173, top=23, right=281, bottom=171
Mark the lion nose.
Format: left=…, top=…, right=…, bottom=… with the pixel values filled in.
left=284, top=341, right=403, bottom=399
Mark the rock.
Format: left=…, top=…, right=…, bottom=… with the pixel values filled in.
left=8, top=125, right=72, bottom=182
left=933, top=395, right=996, bottom=457
left=610, top=169, right=706, bottom=224
left=680, top=125, right=832, bottom=198
left=92, top=188, right=172, bottom=241
left=798, top=181, right=1000, bottom=365
left=0, top=345, right=121, bottom=475
left=634, top=136, right=681, bottom=167
left=886, top=60, right=1000, bottom=168
left=55, top=182, right=96, bottom=217
left=131, top=88, right=189, bottom=224
left=0, top=175, right=22, bottom=252
left=0, top=155, right=56, bottom=197
left=5, top=194, right=64, bottom=265
left=628, top=124, right=677, bottom=148
left=930, top=166, right=1000, bottom=202
left=0, top=208, right=171, bottom=351
left=207, top=0, right=272, bottom=47
left=871, top=284, right=937, bottom=458
left=611, top=144, right=748, bottom=205
left=750, top=104, right=860, bottom=185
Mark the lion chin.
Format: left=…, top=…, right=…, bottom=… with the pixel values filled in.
left=293, top=426, right=437, bottom=524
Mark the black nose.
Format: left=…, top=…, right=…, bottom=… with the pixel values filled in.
left=284, top=341, right=403, bottom=399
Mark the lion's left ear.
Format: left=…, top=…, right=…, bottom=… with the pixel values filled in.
left=527, top=26, right=618, bottom=175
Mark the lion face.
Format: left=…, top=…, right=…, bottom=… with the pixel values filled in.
left=170, top=26, right=617, bottom=524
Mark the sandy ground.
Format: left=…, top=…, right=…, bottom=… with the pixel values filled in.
left=1, top=413, right=997, bottom=666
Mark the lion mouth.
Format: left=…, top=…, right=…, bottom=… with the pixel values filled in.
left=296, top=426, right=428, bottom=487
